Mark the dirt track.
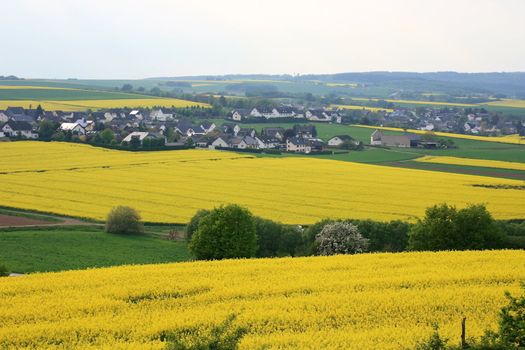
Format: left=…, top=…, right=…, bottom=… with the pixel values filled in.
left=0, top=214, right=95, bottom=228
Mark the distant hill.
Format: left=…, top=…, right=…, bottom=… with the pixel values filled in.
left=152, top=72, right=525, bottom=98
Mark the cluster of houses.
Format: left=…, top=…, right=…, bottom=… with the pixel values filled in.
left=228, top=106, right=343, bottom=123
left=383, top=107, right=523, bottom=135
left=177, top=121, right=356, bottom=153
left=0, top=105, right=358, bottom=153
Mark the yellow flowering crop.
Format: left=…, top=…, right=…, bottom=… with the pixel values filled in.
left=355, top=125, right=525, bottom=145
left=0, top=142, right=524, bottom=224
left=415, top=155, right=525, bottom=171
left=0, top=250, right=523, bottom=349
left=0, top=98, right=208, bottom=111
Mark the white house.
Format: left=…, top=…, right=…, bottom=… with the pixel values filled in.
left=129, top=110, right=144, bottom=120
left=327, top=135, right=354, bottom=147
left=150, top=109, right=173, bottom=122
left=229, top=110, right=244, bottom=121
left=200, top=121, right=216, bottom=133
left=210, top=136, right=229, bottom=149
left=1, top=120, right=38, bottom=139
left=286, top=137, right=312, bottom=153
left=122, top=131, right=165, bottom=145
left=60, top=122, right=86, bottom=135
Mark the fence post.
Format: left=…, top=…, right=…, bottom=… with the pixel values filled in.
left=461, top=317, right=467, bottom=349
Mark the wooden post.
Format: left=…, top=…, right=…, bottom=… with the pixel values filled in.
left=461, top=317, right=467, bottom=349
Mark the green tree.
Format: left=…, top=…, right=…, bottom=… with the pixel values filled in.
left=255, top=217, right=283, bottom=257
left=0, top=263, right=8, bottom=277
left=186, top=209, right=211, bottom=241
left=38, top=120, right=57, bottom=140
left=99, top=129, right=115, bottom=144
left=408, top=203, right=504, bottom=251
left=129, top=136, right=141, bottom=149
left=121, top=84, right=133, bottom=92
left=189, top=204, right=257, bottom=260
left=105, top=206, right=144, bottom=235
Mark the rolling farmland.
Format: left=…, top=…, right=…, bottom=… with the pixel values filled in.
left=415, top=155, right=525, bottom=171
left=0, top=250, right=523, bottom=349
left=0, top=142, right=524, bottom=224
left=0, top=82, right=209, bottom=110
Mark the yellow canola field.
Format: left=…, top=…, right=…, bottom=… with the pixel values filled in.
left=350, top=97, right=476, bottom=107
left=416, top=156, right=525, bottom=171
left=332, top=104, right=394, bottom=113
left=483, top=98, right=525, bottom=108
left=355, top=124, right=525, bottom=145
left=0, top=98, right=208, bottom=111
left=1, top=142, right=524, bottom=224
left=0, top=250, right=523, bottom=349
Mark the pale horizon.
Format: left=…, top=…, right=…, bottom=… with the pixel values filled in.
left=1, top=0, right=525, bottom=79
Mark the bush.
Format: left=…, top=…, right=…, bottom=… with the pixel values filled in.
left=255, top=217, right=303, bottom=258
left=105, top=206, right=144, bottom=235
left=0, top=264, right=9, bottom=277
left=315, top=222, right=369, bottom=255
left=408, top=203, right=505, bottom=251
left=301, top=218, right=410, bottom=255
left=189, top=204, right=257, bottom=260
left=186, top=209, right=211, bottom=241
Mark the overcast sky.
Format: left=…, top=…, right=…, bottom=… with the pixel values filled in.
left=1, top=0, right=524, bottom=79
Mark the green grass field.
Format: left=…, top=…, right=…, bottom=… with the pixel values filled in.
left=0, top=227, right=191, bottom=273
left=0, top=88, right=150, bottom=101
left=209, top=119, right=525, bottom=163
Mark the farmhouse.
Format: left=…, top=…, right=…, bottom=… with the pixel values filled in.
left=370, top=129, right=419, bottom=148
left=149, top=109, right=174, bottom=122
left=328, top=135, right=354, bottom=147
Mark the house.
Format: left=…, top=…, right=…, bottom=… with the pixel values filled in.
left=200, top=121, right=216, bottom=133
left=228, top=109, right=248, bottom=121
left=1, top=120, right=38, bottom=139
left=220, top=123, right=241, bottom=135
left=286, top=136, right=323, bottom=154
left=129, top=110, right=144, bottom=120
left=305, top=109, right=332, bottom=122
left=60, top=122, right=86, bottom=135
left=122, top=131, right=165, bottom=145
left=255, top=136, right=279, bottom=149
left=210, top=136, right=230, bottom=149
left=5, top=107, right=26, bottom=117
left=150, top=109, right=174, bottom=122
left=250, top=107, right=275, bottom=118
left=175, top=121, right=206, bottom=137
left=190, top=134, right=214, bottom=148
left=370, top=129, right=419, bottom=148
left=293, top=125, right=316, bottom=138
left=9, top=114, right=35, bottom=124
left=236, top=128, right=256, bottom=137
left=327, top=135, right=354, bottom=147
left=262, top=127, right=285, bottom=140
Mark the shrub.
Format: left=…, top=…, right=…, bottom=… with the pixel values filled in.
left=105, top=206, right=144, bottom=235
left=0, top=264, right=9, bottom=277
left=315, top=222, right=369, bottom=255
left=189, top=204, right=257, bottom=260
left=408, top=203, right=505, bottom=251
left=186, top=209, right=211, bottom=241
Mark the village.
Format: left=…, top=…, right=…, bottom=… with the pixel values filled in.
left=0, top=103, right=522, bottom=153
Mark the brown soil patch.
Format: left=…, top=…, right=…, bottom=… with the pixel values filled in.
left=0, top=214, right=58, bottom=227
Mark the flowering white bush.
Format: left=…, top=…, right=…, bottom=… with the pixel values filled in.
left=316, top=222, right=369, bottom=255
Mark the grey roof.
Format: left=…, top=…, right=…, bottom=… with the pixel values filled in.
left=3, top=120, right=33, bottom=131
